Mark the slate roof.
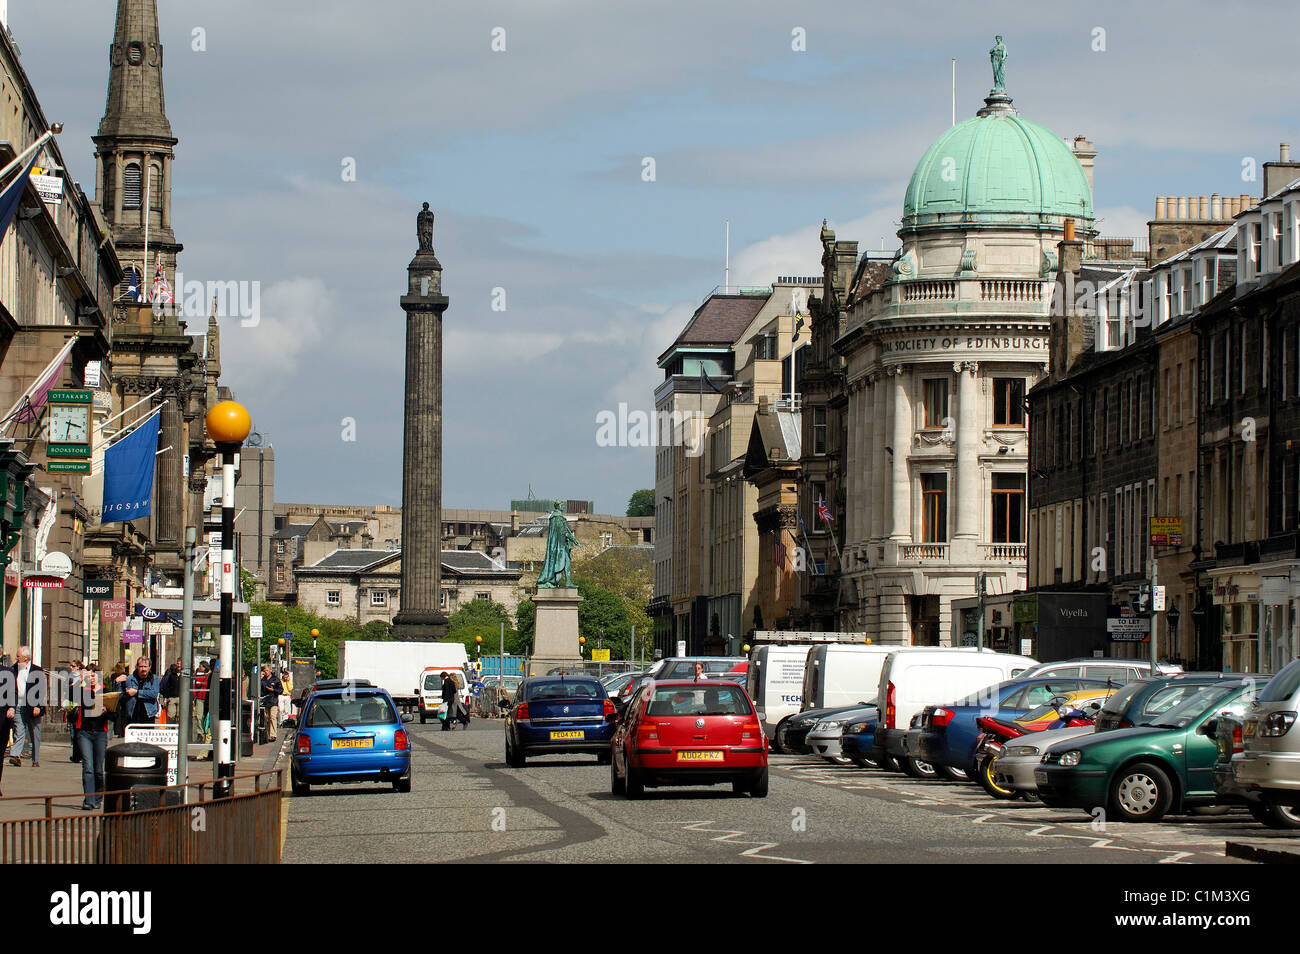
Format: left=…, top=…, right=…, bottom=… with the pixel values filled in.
left=299, top=549, right=395, bottom=572
left=661, top=294, right=770, bottom=364
left=271, top=523, right=313, bottom=540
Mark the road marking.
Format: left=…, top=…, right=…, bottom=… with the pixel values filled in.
left=680, top=820, right=813, bottom=864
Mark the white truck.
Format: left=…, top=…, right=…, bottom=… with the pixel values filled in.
left=337, top=641, right=470, bottom=712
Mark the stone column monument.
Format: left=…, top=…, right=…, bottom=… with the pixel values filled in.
left=392, top=203, right=448, bottom=640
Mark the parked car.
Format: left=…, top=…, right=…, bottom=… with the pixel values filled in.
left=992, top=722, right=1101, bottom=799
left=603, top=671, right=647, bottom=713
left=291, top=686, right=413, bottom=795
left=973, top=688, right=1114, bottom=798
left=840, top=710, right=882, bottom=768
left=805, top=704, right=878, bottom=764
left=776, top=703, right=872, bottom=754
left=1092, top=672, right=1245, bottom=732
left=908, top=676, right=1111, bottom=780
left=502, top=675, right=617, bottom=767
left=1231, top=659, right=1300, bottom=827
left=875, top=648, right=1037, bottom=775
left=644, top=657, right=747, bottom=680
left=1035, top=677, right=1265, bottom=822
left=1213, top=711, right=1300, bottom=829
left=1015, top=658, right=1177, bottom=685
left=610, top=679, right=767, bottom=798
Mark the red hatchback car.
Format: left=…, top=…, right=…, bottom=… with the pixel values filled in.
left=610, top=679, right=768, bottom=798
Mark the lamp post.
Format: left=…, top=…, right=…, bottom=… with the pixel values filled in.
left=206, top=400, right=251, bottom=798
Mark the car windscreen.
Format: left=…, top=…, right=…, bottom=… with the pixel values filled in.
left=1100, top=681, right=1145, bottom=715
left=646, top=685, right=752, bottom=716
left=1260, top=660, right=1300, bottom=703
left=1142, top=683, right=1220, bottom=716
left=424, top=673, right=463, bottom=691
left=1149, top=685, right=1242, bottom=728
left=528, top=679, right=602, bottom=700
left=308, top=694, right=398, bottom=727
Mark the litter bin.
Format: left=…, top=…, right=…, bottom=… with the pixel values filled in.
left=239, top=700, right=255, bottom=756
left=104, top=742, right=170, bottom=812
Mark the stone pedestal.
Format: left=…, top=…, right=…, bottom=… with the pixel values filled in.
left=529, top=588, right=583, bottom=674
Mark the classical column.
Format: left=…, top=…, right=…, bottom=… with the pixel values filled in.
left=871, top=375, right=886, bottom=541
left=155, top=384, right=183, bottom=550
left=890, top=367, right=911, bottom=539
left=859, top=381, right=874, bottom=546
left=846, top=382, right=860, bottom=545
left=955, top=361, right=981, bottom=541
left=392, top=203, right=448, bottom=640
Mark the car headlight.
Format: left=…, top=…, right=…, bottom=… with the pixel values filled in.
left=847, top=722, right=872, bottom=734
left=1006, top=745, right=1038, bottom=758
left=1058, top=750, right=1083, bottom=767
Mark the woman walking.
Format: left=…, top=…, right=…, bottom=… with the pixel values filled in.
left=73, top=665, right=111, bottom=810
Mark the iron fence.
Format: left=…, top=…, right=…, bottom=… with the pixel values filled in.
left=0, top=769, right=283, bottom=864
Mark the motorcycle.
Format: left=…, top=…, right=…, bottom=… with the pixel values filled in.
left=973, top=699, right=1095, bottom=800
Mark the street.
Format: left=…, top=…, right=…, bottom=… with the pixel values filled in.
left=281, top=720, right=1254, bottom=864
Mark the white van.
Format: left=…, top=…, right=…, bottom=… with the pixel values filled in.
left=875, top=648, right=1037, bottom=764
left=801, top=644, right=900, bottom=712
left=748, top=645, right=814, bottom=745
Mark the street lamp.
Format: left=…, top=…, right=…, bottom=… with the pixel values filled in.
left=206, top=399, right=251, bottom=798
left=579, top=635, right=586, bottom=657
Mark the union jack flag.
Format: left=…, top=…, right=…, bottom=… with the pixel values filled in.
left=774, top=536, right=787, bottom=567
left=817, top=496, right=833, bottom=524
left=151, top=259, right=173, bottom=305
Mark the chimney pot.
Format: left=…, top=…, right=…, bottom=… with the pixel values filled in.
left=1064, top=218, right=1076, bottom=242
left=1198, top=196, right=1209, bottom=218
left=1155, top=197, right=1167, bottom=219
left=1177, top=196, right=1188, bottom=219
left=1282, top=143, right=1292, bottom=162
left=1210, top=194, right=1222, bottom=219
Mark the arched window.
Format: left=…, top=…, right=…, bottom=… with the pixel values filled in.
left=123, top=163, right=142, bottom=210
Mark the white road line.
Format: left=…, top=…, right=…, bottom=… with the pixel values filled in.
left=680, top=820, right=814, bottom=864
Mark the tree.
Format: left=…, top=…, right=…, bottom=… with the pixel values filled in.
left=571, top=548, right=652, bottom=661
left=626, top=489, right=655, bottom=517
left=446, top=598, right=526, bottom=656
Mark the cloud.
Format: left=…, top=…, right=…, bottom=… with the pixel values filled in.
left=220, top=277, right=329, bottom=387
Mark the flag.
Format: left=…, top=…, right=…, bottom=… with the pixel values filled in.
left=792, top=312, right=805, bottom=342
left=125, top=265, right=142, bottom=302
left=151, top=258, right=172, bottom=305
left=817, top=496, right=833, bottom=524
left=700, top=367, right=721, bottom=393
left=9, top=336, right=76, bottom=424
left=774, top=535, right=787, bottom=568
left=0, top=148, right=40, bottom=243
left=101, top=409, right=161, bottom=524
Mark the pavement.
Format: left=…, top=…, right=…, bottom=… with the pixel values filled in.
left=0, top=733, right=288, bottom=821
left=279, top=720, right=1300, bottom=864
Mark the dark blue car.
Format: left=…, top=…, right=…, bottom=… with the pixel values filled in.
left=839, top=710, right=881, bottom=767
left=907, top=677, right=1112, bottom=774
left=292, top=687, right=412, bottom=794
left=504, top=675, right=617, bottom=767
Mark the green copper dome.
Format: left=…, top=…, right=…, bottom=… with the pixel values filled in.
left=902, top=99, right=1093, bottom=229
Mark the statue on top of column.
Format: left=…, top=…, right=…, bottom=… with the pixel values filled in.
left=417, top=202, right=434, bottom=253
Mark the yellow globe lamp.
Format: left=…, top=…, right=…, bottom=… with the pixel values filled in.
left=206, top=401, right=252, bottom=445
left=310, top=629, right=319, bottom=638
left=742, top=644, right=751, bottom=654
left=277, top=637, right=285, bottom=647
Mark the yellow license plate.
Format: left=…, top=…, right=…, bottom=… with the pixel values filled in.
left=331, top=738, right=373, bottom=749
left=550, top=730, right=584, bottom=740
left=1244, top=721, right=1257, bottom=738
left=677, top=750, right=724, bottom=762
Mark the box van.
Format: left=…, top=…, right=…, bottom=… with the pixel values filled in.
left=747, top=645, right=814, bottom=745
left=801, top=644, right=900, bottom=712
left=875, top=648, right=1036, bottom=764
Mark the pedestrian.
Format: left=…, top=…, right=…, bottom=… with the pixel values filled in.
left=159, top=660, right=181, bottom=724
left=0, top=668, right=12, bottom=795
left=66, top=660, right=84, bottom=763
left=193, top=661, right=210, bottom=741
left=439, top=671, right=457, bottom=731
left=72, top=665, right=111, bottom=811
left=8, top=646, right=45, bottom=767
left=259, top=664, right=280, bottom=741
left=121, top=656, right=160, bottom=728
left=279, top=669, right=294, bottom=728
left=108, top=662, right=129, bottom=737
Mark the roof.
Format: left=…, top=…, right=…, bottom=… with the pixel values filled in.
left=659, top=294, right=769, bottom=366
left=441, top=550, right=509, bottom=573
left=271, top=523, right=313, bottom=540
left=302, top=549, right=396, bottom=572
left=903, top=94, right=1092, bottom=228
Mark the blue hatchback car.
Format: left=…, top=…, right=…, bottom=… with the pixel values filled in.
left=292, top=687, right=412, bottom=795
left=504, top=675, right=617, bottom=767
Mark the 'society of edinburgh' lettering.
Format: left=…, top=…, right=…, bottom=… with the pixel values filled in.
left=881, top=336, right=1047, bottom=353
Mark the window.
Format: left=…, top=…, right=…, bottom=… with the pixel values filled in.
left=1223, top=330, right=1232, bottom=401
left=812, top=405, right=827, bottom=455
left=440, top=590, right=451, bottom=609
left=991, top=474, right=1026, bottom=543
left=993, top=378, right=1025, bottom=427
left=370, top=590, right=387, bottom=607
left=326, top=590, right=341, bottom=606
left=475, top=592, right=490, bottom=601
left=600, top=532, right=613, bottom=549
left=921, top=473, right=948, bottom=542
left=1241, top=324, right=1248, bottom=394
left=276, top=540, right=285, bottom=554
left=123, top=163, right=142, bottom=210
left=1251, top=223, right=1263, bottom=274
left=308, top=693, right=398, bottom=727
left=1263, top=321, right=1269, bottom=390
left=923, top=378, right=949, bottom=428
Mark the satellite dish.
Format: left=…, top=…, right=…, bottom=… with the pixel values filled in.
left=247, top=431, right=264, bottom=447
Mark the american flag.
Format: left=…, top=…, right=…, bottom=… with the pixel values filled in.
left=151, top=260, right=173, bottom=305
left=817, top=496, right=833, bottom=524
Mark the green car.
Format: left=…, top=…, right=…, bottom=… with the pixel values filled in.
left=1035, top=678, right=1265, bottom=823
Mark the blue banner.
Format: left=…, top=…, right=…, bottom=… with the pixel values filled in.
left=0, top=150, right=40, bottom=242
left=102, top=410, right=160, bottom=523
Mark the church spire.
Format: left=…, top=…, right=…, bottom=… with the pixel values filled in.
left=93, top=0, right=182, bottom=287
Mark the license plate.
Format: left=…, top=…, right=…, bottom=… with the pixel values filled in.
left=331, top=738, right=373, bottom=749
left=550, top=730, right=584, bottom=741
left=1034, top=769, right=1048, bottom=783
left=1244, top=721, right=1258, bottom=738
left=678, top=750, right=724, bottom=762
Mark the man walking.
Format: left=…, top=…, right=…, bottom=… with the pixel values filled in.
left=7, top=647, right=44, bottom=767
left=259, top=664, right=281, bottom=741
left=159, top=660, right=181, bottom=724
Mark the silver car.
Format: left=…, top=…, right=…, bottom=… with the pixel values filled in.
left=1232, top=659, right=1300, bottom=823
left=992, top=724, right=1096, bottom=794
left=806, top=705, right=876, bottom=765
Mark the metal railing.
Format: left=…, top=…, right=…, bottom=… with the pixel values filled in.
left=0, top=769, right=283, bottom=864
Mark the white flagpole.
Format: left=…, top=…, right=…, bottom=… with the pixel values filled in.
left=0, top=129, right=56, bottom=184
left=94, top=387, right=162, bottom=434
left=143, top=163, right=151, bottom=301
left=0, top=335, right=78, bottom=432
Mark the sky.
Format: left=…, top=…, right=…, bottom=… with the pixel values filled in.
left=9, top=0, right=1299, bottom=514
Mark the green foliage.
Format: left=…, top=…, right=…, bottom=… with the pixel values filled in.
left=515, top=599, right=535, bottom=651
left=570, top=548, right=652, bottom=663
left=242, top=603, right=397, bottom=679
left=626, top=489, right=655, bottom=517
left=446, top=598, right=526, bottom=656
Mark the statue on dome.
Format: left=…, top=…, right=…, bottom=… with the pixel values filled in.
left=990, top=36, right=1007, bottom=93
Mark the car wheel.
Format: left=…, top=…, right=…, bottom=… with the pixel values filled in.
left=902, top=757, right=937, bottom=779
left=291, top=773, right=310, bottom=797
left=749, top=767, right=769, bottom=798
left=393, top=775, right=411, bottom=793
left=936, top=764, right=970, bottom=782
left=596, top=750, right=611, bottom=765
left=1189, top=804, right=1232, bottom=816
left=880, top=754, right=902, bottom=773
left=774, top=718, right=792, bottom=753
left=625, top=766, right=645, bottom=800
left=823, top=755, right=853, bottom=766
left=975, top=756, right=1018, bottom=800
left=610, top=759, right=625, bottom=796
left=849, top=755, right=878, bottom=769
left=1250, top=797, right=1300, bottom=830
left=1109, top=762, right=1174, bottom=823
left=505, top=739, right=525, bottom=768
